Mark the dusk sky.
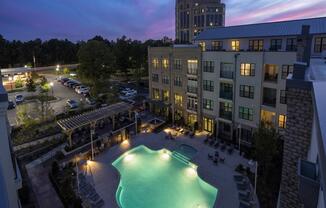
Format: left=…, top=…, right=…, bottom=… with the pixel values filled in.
left=1, top=0, right=326, bottom=41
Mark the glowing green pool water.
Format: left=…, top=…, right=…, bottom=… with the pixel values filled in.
left=112, top=145, right=218, bottom=208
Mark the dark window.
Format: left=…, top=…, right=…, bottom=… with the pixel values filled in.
left=219, top=102, right=232, bottom=120
left=239, top=107, right=253, bottom=121
left=203, top=99, right=214, bottom=110
left=174, top=59, right=182, bottom=70
left=211, top=41, right=223, bottom=51
left=240, top=128, right=253, bottom=144
left=152, top=74, right=159, bottom=82
left=280, top=90, right=287, bottom=104
left=203, top=80, right=214, bottom=92
left=220, top=83, right=233, bottom=100
left=270, top=39, right=282, bottom=51
left=249, top=40, right=264, bottom=51
left=314, top=37, right=326, bottom=53
left=203, top=61, right=214, bottom=72
left=162, top=76, right=169, bottom=84
left=286, top=38, right=297, bottom=51
left=263, top=87, right=277, bottom=107
left=187, top=96, right=198, bottom=111
left=174, top=76, right=182, bottom=87
left=240, top=85, right=254, bottom=99
left=281, top=65, right=293, bottom=79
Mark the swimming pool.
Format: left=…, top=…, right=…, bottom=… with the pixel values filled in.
left=112, top=145, right=218, bottom=208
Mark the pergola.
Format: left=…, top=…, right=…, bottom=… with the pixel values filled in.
left=57, top=102, right=133, bottom=147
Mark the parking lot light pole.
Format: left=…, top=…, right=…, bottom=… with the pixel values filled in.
left=50, top=82, right=54, bottom=96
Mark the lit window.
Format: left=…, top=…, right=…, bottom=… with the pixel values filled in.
left=152, top=88, right=160, bottom=100
left=187, top=60, right=198, bottom=75
left=240, top=63, right=255, bottom=76
left=174, top=93, right=183, bottom=107
left=231, top=40, right=240, bottom=51
left=260, top=110, right=275, bottom=124
left=279, top=115, right=287, bottom=129
left=199, top=42, right=206, bottom=51
left=203, top=117, right=214, bottom=132
left=152, top=58, right=159, bottom=69
left=162, top=59, right=169, bottom=69
left=163, top=90, right=169, bottom=102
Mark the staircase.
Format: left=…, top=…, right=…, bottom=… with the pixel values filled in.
left=172, top=151, right=190, bottom=165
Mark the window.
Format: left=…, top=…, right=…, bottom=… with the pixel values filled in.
left=152, top=88, right=160, bottom=100
left=219, top=102, right=232, bottom=120
left=174, top=93, right=183, bottom=107
left=263, top=87, right=277, bottom=107
left=264, top=64, right=278, bottom=82
left=203, top=99, right=214, bottom=111
left=281, top=65, right=293, bottom=79
left=187, top=78, right=198, bottom=94
left=187, top=60, right=198, bottom=75
left=240, top=128, right=253, bottom=144
left=211, top=41, right=223, bottom=51
left=249, top=39, right=264, bottom=51
left=174, top=76, right=182, bottom=87
left=286, top=38, right=297, bottom=51
left=199, top=42, right=206, bottom=51
left=203, top=80, right=214, bottom=92
left=187, top=96, right=198, bottom=111
left=279, top=115, right=287, bottom=129
left=187, top=114, right=197, bottom=126
left=162, top=76, right=169, bottom=84
left=203, top=117, right=214, bottom=132
left=239, top=107, right=253, bottom=121
left=163, top=90, right=169, bottom=102
left=270, top=39, right=282, bottom=51
left=151, top=74, right=159, bottom=82
left=220, top=63, right=234, bottom=79
left=280, top=90, right=287, bottom=104
left=152, top=58, right=159, bottom=69
left=314, top=37, right=326, bottom=53
left=220, top=83, right=233, bottom=100
left=162, top=58, right=169, bottom=69
left=174, top=59, right=182, bottom=70
left=240, top=85, right=254, bottom=99
left=240, top=63, right=255, bottom=76
left=261, top=110, right=276, bottom=125
left=203, top=61, right=214, bottom=72
left=231, top=40, right=240, bottom=51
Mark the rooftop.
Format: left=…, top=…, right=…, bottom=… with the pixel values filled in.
left=195, top=16, right=326, bottom=40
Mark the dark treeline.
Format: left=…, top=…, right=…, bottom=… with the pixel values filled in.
left=0, top=34, right=172, bottom=69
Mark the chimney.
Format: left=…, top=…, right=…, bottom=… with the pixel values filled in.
left=296, top=25, right=312, bottom=66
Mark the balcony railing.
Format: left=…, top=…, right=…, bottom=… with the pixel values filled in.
left=220, top=91, right=233, bottom=100
left=220, top=71, right=234, bottom=79
left=264, top=73, right=278, bottom=82
left=187, top=104, right=197, bottom=112
left=219, top=110, right=232, bottom=120
left=262, top=97, right=276, bottom=107
left=187, top=86, right=198, bottom=94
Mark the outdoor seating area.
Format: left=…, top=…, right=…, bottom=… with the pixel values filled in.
left=233, top=175, right=257, bottom=208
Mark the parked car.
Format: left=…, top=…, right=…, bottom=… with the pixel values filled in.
left=66, top=99, right=79, bottom=109
left=60, top=78, right=70, bottom=84
left=15, top=94, right=24, bottom=104
left=86, top=97, right=96, bottom=105
left=8, top=100, right=16, bottom=110
left=78, top=88, right=90, bottom=95
left=64, top=80, right=74, bottom=86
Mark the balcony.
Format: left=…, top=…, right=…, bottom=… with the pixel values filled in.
left=264, top=73, right=278, bottom=82
left=220, top=70, right=234, bottom=79
left=262, top=97, right=276, bottom=107
left=262, top=88, right=277, bottom=107
left=219, top=110, right=232, bottom=120
left=298, top=159, right=319, bottom=208
left=220, top=90, right=233, bottom=100
left=187, top=104, right=198, bottom=112
left=187, top=86, right=198, bottom=94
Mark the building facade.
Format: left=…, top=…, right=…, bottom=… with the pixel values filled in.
left=175, top=0, right=225, bottom=43
left=0, top=76, right=22, bottom=208
left=148, top=17, right=326, bottom=147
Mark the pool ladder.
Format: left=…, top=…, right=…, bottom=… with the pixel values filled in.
left=172, top=151, right=190, bottom=165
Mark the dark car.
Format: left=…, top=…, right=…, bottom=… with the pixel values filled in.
left=66, top=99, right=79, bottom=109
left=15, top=94, right=24, bottom=104
left=86, top=97, right=96, bottom=105
left=60, top=78, right=70, bottom=84
left=8, top=100, right=16, bottom=110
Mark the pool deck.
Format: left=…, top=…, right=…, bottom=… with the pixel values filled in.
left=86, top=132, right=256, bottom=208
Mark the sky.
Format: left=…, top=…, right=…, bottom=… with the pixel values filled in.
left=0, top=0, right=326, bottom=41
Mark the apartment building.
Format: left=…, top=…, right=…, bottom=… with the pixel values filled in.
left=0, top=76, right=22, bottom=208
left=278, top=58, right=326, bottom=208
left=148, top=17, right=326, bottom=147
left=175, top=0, right=225, bottom=43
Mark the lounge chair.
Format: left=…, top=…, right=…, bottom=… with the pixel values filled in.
left=213, top=158, right=218, bottom=165
left=208, top=154, right=213, bottom=160
left=221, top=144, right=226, bottom=151
left=239, top=191, right=252, bottom=201
left=239, top=199, right=256, bottom=208
left=204, top=138, right=209, bottom=143
left=237, top=182, right=250, bottom=191
left=215, top=151, right=219, bottom=157
left=209, top=140, right=215, bottom=146
left=220, top=157, right=225, bottom=163
left=228, top=147, right=234, bottom=154
left=214, top=142, right=220, bottom=149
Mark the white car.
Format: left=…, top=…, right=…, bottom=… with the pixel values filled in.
left=78, top=88, right=90, bottom=94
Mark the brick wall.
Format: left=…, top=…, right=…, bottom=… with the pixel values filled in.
left=279, top=87, right=313, bottom=208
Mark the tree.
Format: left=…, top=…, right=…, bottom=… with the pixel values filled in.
left=251, top=122, right=283, bottom=208
left=77, top=40, right=115, bottom=94
left=63, top=67, right=70, bottom=75
left=25, top=75, right=36, bottom=92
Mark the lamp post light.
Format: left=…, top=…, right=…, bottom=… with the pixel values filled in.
left=56, top=65, right=60, bottom=74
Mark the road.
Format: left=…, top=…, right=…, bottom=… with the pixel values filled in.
left=7, top=74, right=85, bottom=126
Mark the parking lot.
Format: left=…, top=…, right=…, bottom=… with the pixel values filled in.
left=7, top=74, right=86, bottom=126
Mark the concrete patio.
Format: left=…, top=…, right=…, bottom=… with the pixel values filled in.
left=83, top=131, right=255, bottom=208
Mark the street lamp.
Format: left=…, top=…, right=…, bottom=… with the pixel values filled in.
left=56, top=65, right=60, bottom=74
